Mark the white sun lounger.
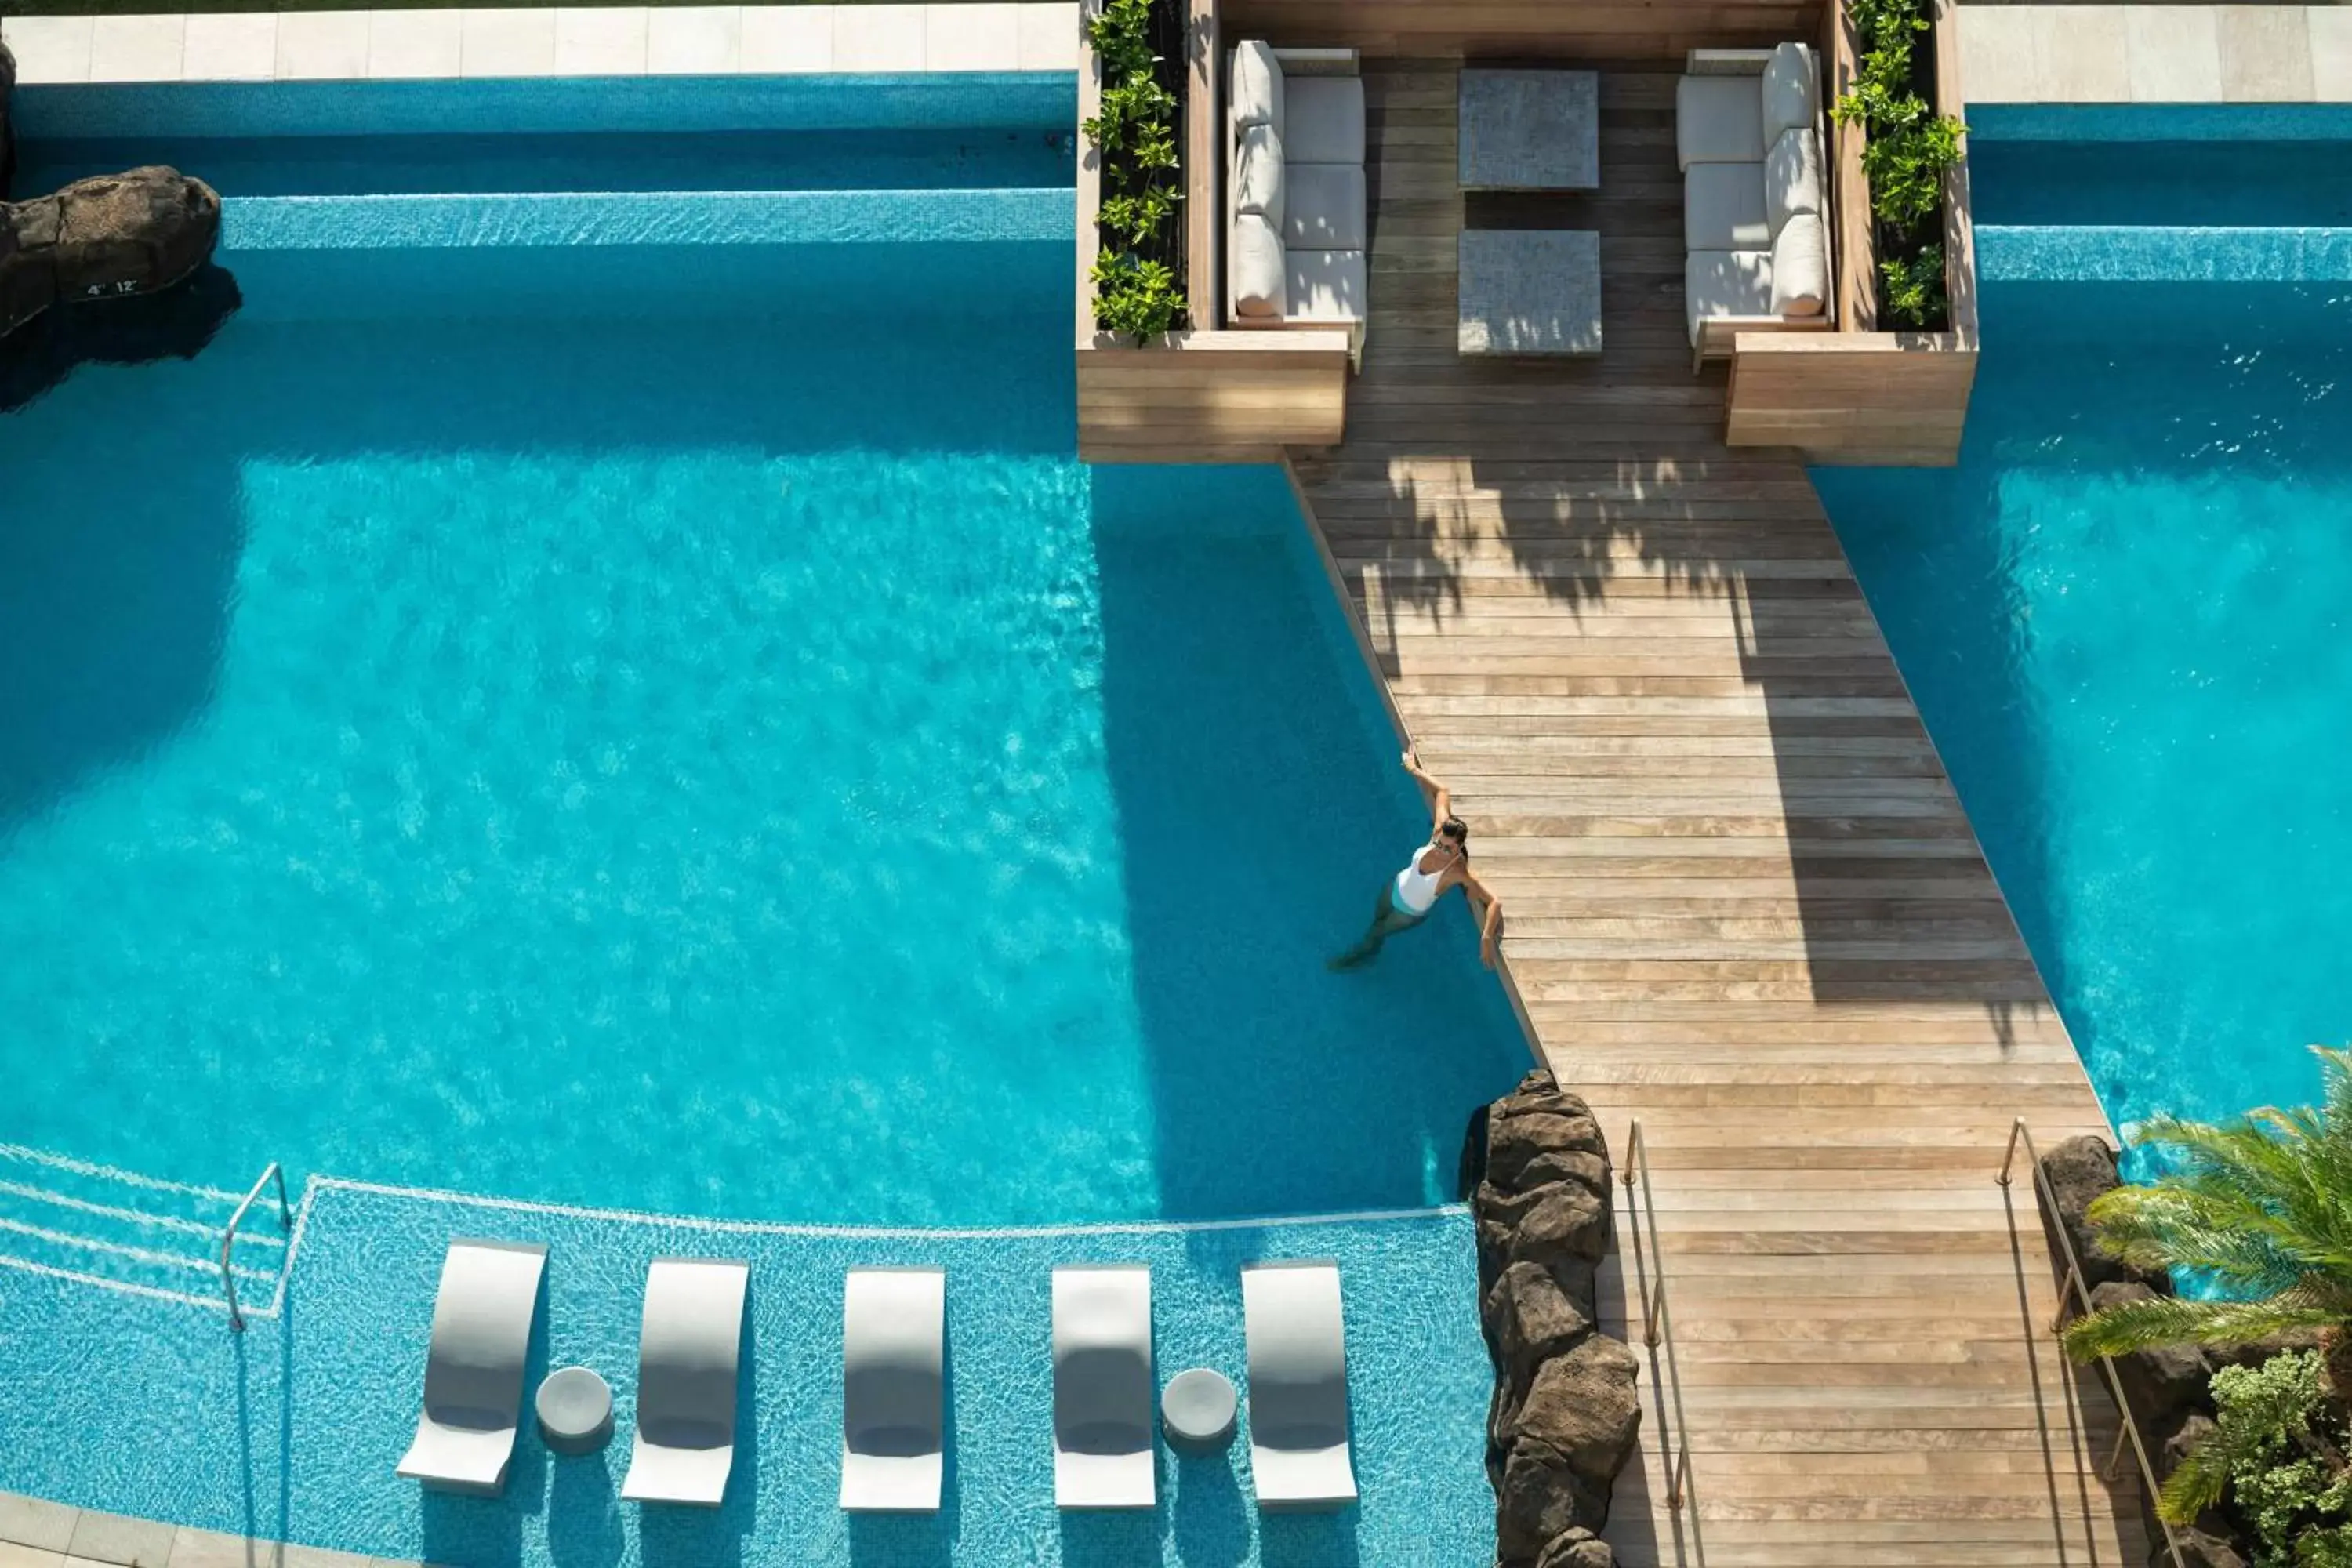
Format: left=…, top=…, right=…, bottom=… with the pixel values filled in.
left=396, top=1238, right=549, bottom=1496
left=1242, top=1259, right=1357, bottom=1511
left=840, top=1265, right=947, bottom=1512
left=621, top=1256, right=751, bottom=1508
left=1052, top=1265, right=1156, bottom=1509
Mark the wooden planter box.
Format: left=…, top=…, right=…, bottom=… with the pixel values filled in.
left=1074, top=0, right=1353, bottom=463
left=1723, top=0, right=1978, bottom=466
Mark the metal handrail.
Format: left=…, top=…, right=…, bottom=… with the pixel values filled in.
left=221, top=1162, right=291, bottom=1332
left=1621, top=1119, right=1698, bottom=1519
left=1998, top=1117, right=2187, bottom=1568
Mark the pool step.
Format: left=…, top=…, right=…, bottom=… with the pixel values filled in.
left=0, top=1145, right=292, bottom=1311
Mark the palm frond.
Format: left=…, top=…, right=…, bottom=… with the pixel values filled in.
left=2061, top=1294, right=2340, bottom=1362
left=2086, top=1056, right=2352, bottom=1343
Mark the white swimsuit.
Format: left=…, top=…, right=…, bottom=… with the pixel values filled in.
left=1392, top=846, right=1448, bottom=917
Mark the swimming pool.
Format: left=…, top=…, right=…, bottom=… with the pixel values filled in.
left=0, top=72, right=1517, bottom=1568
left=0, top=85, right=1526, bottom=1238
left=1814, top=114, right=2352, bottom=1152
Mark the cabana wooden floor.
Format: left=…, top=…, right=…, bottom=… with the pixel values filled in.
left=1285, top=62, right=2151, bottom=1568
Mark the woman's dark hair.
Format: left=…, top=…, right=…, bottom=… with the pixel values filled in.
left=1440, top=816, right=1469, bottom=844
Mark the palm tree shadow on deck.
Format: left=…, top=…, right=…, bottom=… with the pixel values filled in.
left=1320, top=58, right=2063, bottom=1031
left=1330, top=430, right=2060, bottom=1033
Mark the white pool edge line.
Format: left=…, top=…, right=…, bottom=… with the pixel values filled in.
left=0, top=1139, right=250, bottom=1204
left=0, top=1159, right=1464, bottom=1322
left=309, top=1173, right=1471, bottom=1240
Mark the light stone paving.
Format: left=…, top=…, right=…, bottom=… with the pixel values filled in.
left=0, top=1493, right=421, bottom=1568
left=1959, top=2, right=2352, bottom=103
left=0, top=2, right=1077, bottom=84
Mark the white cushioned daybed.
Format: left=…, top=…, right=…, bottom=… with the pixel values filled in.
left=1227, top=39, right=1367, bottom=360
left=1677, top=42, right=1833, bottom=371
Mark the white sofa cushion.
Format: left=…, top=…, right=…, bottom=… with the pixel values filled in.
left=1770, top=212, right=1829, bottom=316
left=1231, top=212, right=1287, bottom=318
left=1232, top=40, right=1284, bottom=138
left=1684, top=161, right=1771, bottom=252
left=1684, top=248, right=1775, bottom=343
left=1763, top=126, right=1823, bottom=234
left=1760, top=42, right=1817, bottom=143
left=1283, top=162, right=1366, bottom=250
left=1283, top=75, right=1365, bottom=166
left=1234, top=122, right=1287, bottom=227
left=1285, top=247, right=1367, bottom=323
left=1675, top=74, right=1765, bottom=169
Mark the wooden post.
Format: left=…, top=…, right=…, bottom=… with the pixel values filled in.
left=1186, top=0, right=1221, bottom=331
left=1825, top=0, right=1875, bottom=331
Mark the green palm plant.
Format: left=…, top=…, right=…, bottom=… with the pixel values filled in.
left=2059, top=1045, right=2352, bottom=1400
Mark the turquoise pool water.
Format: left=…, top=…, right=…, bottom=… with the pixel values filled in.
left=0, top=90, right=1526, bottom=1232
left=0, top=78, right=1515, bottom=1568
left=1817, top=256, right=2352, bottom=1139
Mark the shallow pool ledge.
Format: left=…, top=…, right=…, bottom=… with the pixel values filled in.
left=0, top=1183, right=1498, bottom=1567
left=220, top=189, right=1073, bottom=250
left=1976, top=223, right=2352, bottom=281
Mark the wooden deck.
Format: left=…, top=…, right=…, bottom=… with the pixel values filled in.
left=1284, top=62, right=2151, bottom=1568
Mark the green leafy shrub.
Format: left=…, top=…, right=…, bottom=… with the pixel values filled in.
left=1831, top=0, right=1965, bottom=329
left=1878, top=243, right=1946, bottom=331
left=2161, top=1349, right=2352, bottom=1566
left=1082, top=0, right=1187, bottom=340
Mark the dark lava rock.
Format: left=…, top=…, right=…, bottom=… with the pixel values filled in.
left=1475, top=1073, right=1640, bottom=1568
left=2158, top=1410, right=2216, bottom=1483
left=2, top=166, right=220, bottom=338
left=1512, top=1332, right=1643, bottom=1489
left=1487, top=1259, right=1598, bottom=1385
left=2087, top=1280, right=2214, bottom=1427
left=2037, top=1134, right=2161, bottom=1292
left=2210, top=1326, right=2326, bottom=1371
left=2167, top=1524, right=2250, bottom=1568
left=1511, top=1181, right=1612, bottom=1268
left=1497, top=1443, right=1606, bottom=1562
left=1520, top=1149, right=1613, bottom=1195
left=1488, top=1109, right=1610, bottom=1191
left=1536, top=1526, right=1617, bottom=1568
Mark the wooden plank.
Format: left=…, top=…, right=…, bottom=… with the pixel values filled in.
left=1278, top=60, right=2141, bottom=1568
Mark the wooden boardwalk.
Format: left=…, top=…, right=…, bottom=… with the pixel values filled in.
left=1285, top=62, right=2151, bottom=1568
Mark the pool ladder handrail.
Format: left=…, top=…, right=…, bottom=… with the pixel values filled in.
left=221, top=1162, right=292, bottom=1332
left=1998, top=1117, right=2187, bottom=1568
left=1620, top=1119, right=1700, bottom=1530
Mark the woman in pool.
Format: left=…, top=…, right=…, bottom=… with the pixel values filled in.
left=1330, top=748, right=1504, bottom=971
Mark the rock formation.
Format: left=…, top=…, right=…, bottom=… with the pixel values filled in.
left=2038, top=1135, right=2270, bottom=1568
left=2, top=166, right=221, bottom=339
left=2038, top=1134, right=2165, bottom=1293
left=1475, top=1069, right=1642, bottom=1568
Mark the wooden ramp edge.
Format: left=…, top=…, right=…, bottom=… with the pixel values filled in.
left=1279, top=60, right=2151, bottom=1568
